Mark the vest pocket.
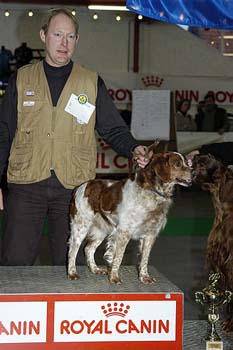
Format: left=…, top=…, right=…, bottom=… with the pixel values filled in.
left=8, top=146, right=33, bottom=178
left=68, top=147, right=95, bottom=185
left=8, top=130, right=33, bottom=179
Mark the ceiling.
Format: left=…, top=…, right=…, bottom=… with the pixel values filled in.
left=0, top=0, right=126, bottom=5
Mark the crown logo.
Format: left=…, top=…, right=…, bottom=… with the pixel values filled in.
left=141, top=75, right=164, bottom=88
left=101, top=302, right=130, bottom=318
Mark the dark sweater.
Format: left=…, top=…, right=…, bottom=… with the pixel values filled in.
left=199, top=142, right=233, bottom=165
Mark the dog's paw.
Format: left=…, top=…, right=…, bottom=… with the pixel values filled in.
left=109, top=275, right=122, bottom=284
left=140, top=275, right=156, bottom=284
left=92, top=266, right=108, bottom=275
left=68, top=272, right=80, bottom=280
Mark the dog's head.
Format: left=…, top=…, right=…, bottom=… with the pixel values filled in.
left=192, top=154, right=224, bottom=191
left=150, top=152, right=192, bottom=187
left=136, top=150, right=192, bottom=188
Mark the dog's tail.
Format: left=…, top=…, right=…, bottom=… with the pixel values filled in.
left=104, top=228, right=117, bottom=266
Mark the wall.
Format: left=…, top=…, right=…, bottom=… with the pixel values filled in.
left=0, top=4, right=135, bottom=72
left=1, top=3, right=233, bottom=116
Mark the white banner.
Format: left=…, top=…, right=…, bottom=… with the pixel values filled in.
left=54, top=300, right=176, bottom=342
left=101, top=71, right=233, bottom=113
left=0, top=302, right=47, bottom=343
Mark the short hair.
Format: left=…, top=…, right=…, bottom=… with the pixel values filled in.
left=204, top=92, right=215, bottom=102
left=41, top=8, right=79, bottom=36
left=177, top=98, right=191, bottom=111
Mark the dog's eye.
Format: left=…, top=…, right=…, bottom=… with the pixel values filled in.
left=175, top=160, right=182, bottom=168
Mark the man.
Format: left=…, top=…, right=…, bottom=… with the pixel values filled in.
left=0, top=8, right=147, bottom=265
left=195, top=93, right=229, bottom=134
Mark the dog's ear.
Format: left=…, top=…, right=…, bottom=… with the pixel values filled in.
left=153, top=153, right=171, bottom=182
left=148, top=139, right=160, bottom=158
left=219, top=170, right=233, bottom=201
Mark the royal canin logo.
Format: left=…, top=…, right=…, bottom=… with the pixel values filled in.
left=141, top=75, right=164, bottom=88
left=59, top=301, right=172, bottom=337
left=101, top=302, right=130, bottom=317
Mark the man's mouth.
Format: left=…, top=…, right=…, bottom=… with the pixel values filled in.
left=57, top=49, right=68, bottom=54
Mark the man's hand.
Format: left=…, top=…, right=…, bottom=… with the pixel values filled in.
left=0, top=189, right=3, bottom=210
left=132, top=145, right=150, bottom=168
left=185, top=150, right=200, bottom=167
left=218, top=128, right=225, bottom=135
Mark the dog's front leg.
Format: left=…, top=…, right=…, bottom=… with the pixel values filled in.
left=138, top=234, right=157, bottom=284
left=109, top=230, right=130, bottom=284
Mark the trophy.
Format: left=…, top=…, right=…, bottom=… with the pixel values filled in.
left=195, top=272, right=232, bottom=346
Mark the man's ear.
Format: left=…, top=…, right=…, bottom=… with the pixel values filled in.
left=40, top=30, right=46, bottom=43
left=76, top=34, right=79, bottom=45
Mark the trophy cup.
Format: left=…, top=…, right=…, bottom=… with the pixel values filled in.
left=195, top=272, right=232, bottom=349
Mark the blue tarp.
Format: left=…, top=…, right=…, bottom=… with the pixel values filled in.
left=126, top=0, right=233, bottom=29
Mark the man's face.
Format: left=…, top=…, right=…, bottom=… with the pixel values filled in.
left=40, top=13, right=79, bottom=67
left=205, top=96, right=215, bottom=106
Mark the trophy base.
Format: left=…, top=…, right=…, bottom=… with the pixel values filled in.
left=206, top=340, right=223, bottom=350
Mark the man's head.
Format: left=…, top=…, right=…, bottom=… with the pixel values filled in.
left=204, top=93, right=215, bottom=106
left=40, top=8, right=79, bottom=67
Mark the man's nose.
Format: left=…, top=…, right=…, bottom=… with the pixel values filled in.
left=61, top=36, right=68, bottom=46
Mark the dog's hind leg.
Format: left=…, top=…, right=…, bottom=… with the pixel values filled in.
left=85, top=227, right=108, bottom=275
left=68, top=219, right=91, bottom=280
left=104, top=227, right=117, bottom=266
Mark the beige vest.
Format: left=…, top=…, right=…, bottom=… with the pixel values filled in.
left=7, top=61, right=97, bottom=189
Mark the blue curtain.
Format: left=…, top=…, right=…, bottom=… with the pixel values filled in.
left=126, top=0, right=233, bottom=29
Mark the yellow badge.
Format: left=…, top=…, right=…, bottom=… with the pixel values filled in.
left=78, top=94, right=88, bottom=104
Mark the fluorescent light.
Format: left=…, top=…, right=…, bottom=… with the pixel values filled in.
left=223, top=53, right=233, bottom=56
left=223, top=35, right=233, bottom=39
left=88, top=5, right=129, bottom=11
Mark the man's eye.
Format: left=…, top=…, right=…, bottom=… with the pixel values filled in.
left=68, top=34, right=76, bottom=41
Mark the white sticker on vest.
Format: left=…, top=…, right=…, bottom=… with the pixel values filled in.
left=25, top=89, right=35, bottom=96
left=65, top=93, right=95, bottom=124
left=23, top=101, right=35, bottom=107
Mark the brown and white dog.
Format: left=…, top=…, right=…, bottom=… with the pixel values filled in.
left=68, top=143, right=192, bottom=284
left=192, top=154, right=233, bottom=332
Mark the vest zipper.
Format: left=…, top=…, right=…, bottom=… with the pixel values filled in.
left=50, top=106, right=56, bottom=169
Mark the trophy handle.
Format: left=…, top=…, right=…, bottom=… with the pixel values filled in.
left=195, top=291, right=205, bottom=305
left=223, top=290, right=233, bottom=304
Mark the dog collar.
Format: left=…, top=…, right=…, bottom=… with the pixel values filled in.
left=151, top=188, right=169, bottom=199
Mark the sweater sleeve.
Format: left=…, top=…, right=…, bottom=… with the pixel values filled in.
left=199, top=142, right=233, bottom=165
left=0, top=72, right=17, bottom=181
left=95, top=76, right=139, bottom=159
